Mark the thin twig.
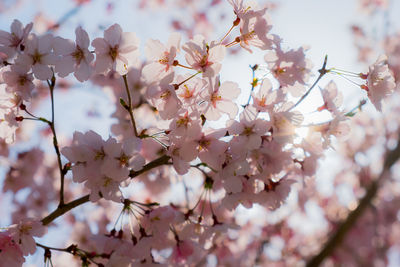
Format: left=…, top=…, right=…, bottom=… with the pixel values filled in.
left=289, top=55, right=328, bottom=111
left=47, top=75, right=65, bottom=207
left=245, top=64, right=258, bottom=107
left=122, top=74, right=139, bottom=137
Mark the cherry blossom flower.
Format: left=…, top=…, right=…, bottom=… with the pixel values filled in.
left=2, top=64, right=35, bottom=101
left=141, top=206, right=185, bottom=239
left=196, top=133, right=227, bottom=171
left=175, top=75, right=206, bottom=107
left=14, top=33, right=57, bottom=80
left=142, top=32, right=181, bottom=82
left=228, top=0, right=263, bottom=19
left=61, top=131, right=144, bottom=202
left=265, top=44, right=313, bottom=96
left=0, top=19, right=33, bottom=59
left=227, top=105, right=270, bottom=152
left=252, top=78, right=283, bottom=113
left=92, top=23, right=140, bottom=75
left=168, top=141, right=198, bottom=174
left=359, top=0, right=388, bottom=13
left=146, top=73, right=181, bottom=120
left=3, top=148, right=44, bottom=193
left=318, top=80, right=343, bottom=115
left=253, top=177, right=296, bottom=210
left=258, top=138, right=293, bottom=176
left=0, top=85, right=20, bottom=144
left=200, top=76, right=240, bottom=120
left=361, top=55, right=396, bottom=111
left=0, top=108, right=19, bottom=144
left=61, top=130, right=105, bottom=184
left=269, top=102, right=304, bottom=143
left=8, top=218, right=46, bottom=256
left=236, top=10, right=273, bottom=53
left=310, top=114, right=351, bottom=148
left=171, top=240, right=202, bottom=264
left=53, top=26, right=94, bottom=82
left=101, top=136, right=145, bottom=180
left=0, top=231, right=25, bottom=267
left=183, top=35, right=225, bottom=77
left=168, top=109, right=202, bottom=142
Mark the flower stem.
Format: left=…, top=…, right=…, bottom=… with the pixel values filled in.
left=122, top=74, right=139, bottom=137
left=245, top=64, right=258, bottom=107
left=174, top=71, right=202, bottom=88
left=219, top=23, right=237, bottom=44
left=47, top=75, right=65, bottom=207
left=289, top=55, right=328, bottom=111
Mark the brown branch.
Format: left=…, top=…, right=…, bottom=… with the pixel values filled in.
left=129, top=154, right=170, bottom=177
left=41, top=155, right=170, bottom=226
left=306, top=137, right=400, bottom=266
left=41, top=195, right=89, bottom=225
left=122, top=74, right=139, bottom=137
left=47, top=75, right=66, bottom=207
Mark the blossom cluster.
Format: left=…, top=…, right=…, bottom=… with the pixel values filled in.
left=0, top=0, right=398, bottom=266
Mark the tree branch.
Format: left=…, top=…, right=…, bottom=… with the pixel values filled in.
left=289, top=55, right=328, bottom=111
left=122, top=74, right=139, bottom=137
left=41, top=155, right=171, bottom=226
left=47, top=75, right=66, bottom=207
left=306, top=136, right=400, bottom=266
left=41, top=195, right=89, bottom=225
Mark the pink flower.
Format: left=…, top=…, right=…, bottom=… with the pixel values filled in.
left=227, top=105, right=270, bottom=152
left=171, top=240, right=196, bottom=264
left=141, top=206, right=184, bottom=239
left=310, top=114, right=351, bottom=148
left=183, top=34, right=225, bottom=77
left=101, top=137, right=145, bottom=180
left=92, top=24, right=140, bottom=75
left=236, top=10, right=273, bottom=53
left=142, top=32, right=181, bottom=82
left=318, top=80, right=343, bottom=115
left=3, top=148, right=44, bottom=194
left=2, top=64, right=34, bottom=101
left=0, top=232, right=25, bottom=267
left=61, top=131, right=144, bottom=202
left=195, top=128, right=227, bottom=170
left=252, top=78, right=283, bottom=113
left=146, top=73, right=181, bottom=120
left=265, top=44, right=313, bottom=96
left=253, top=177, right=296, bottom=210
left=269, top=102, right=304, bottom=143
left=175, top=75, right=206, bottom=107
left=0, top=19, right=33, bottom=59
left=200, top=76, right=240, bottom=120
left=14, top=33, right=57, bottom=80
left=168, top=141, right=198, bottom=175
left=168, top=109, right=202, bottom=142
left=53, top=26, right=94, bottom=82
left=61, top=130, right=105, bottom=184
left=361, top=55, right=396, bottom=111
left=0, top=108, right=19, bottom=144
left=228, top=0, right=263, bottom=19
left=8, top=218, right=46, bottom=256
